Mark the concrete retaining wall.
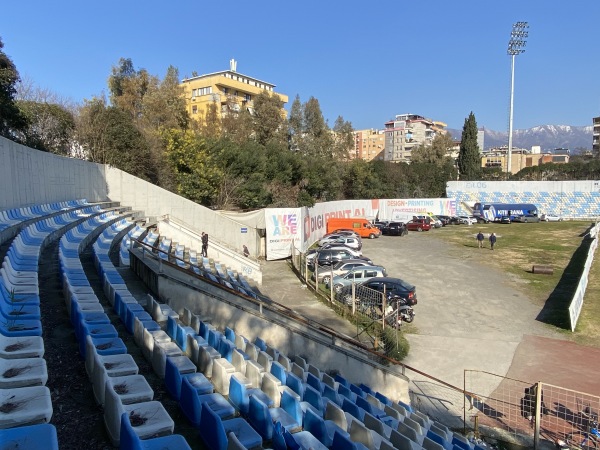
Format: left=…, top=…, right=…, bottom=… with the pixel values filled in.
left=157, top=218, right=262, bottom=285
left=105, top=167, right=261, bottom=258
left=0, top=136, right=107, bottom=210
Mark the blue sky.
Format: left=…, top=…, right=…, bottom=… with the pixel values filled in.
left=3, top=0, right=599, bottom=132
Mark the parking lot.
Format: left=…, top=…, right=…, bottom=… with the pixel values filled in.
left=263, top=228, right=565, bottom=389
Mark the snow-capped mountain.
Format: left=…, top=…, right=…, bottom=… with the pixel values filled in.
left=449, top=124, right=593, bottom=153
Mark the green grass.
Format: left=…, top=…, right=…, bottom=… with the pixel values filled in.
left=431, top=221, right=600, bottom=346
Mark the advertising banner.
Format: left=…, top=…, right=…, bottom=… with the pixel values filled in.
left=264, top=208, right=302, bottom=260
left=377, top=198, right=456, bottom=222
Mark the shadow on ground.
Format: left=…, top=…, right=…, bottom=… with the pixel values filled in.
left=536, top=227, right=594, bottom=329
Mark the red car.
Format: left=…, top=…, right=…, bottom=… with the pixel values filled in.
left=406, top=219, right=431, bottom=232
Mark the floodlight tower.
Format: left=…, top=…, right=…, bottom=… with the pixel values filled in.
left=506, top=21, right=529, bottom=176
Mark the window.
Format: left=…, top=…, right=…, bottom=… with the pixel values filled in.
left=192, top=105, right=197, bottom=114
left=192, top=89, right=197, bottom=98
left=245, top=93, right=252, bottom=102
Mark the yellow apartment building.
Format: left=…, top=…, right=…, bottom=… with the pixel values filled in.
left=353, top=129, right=385, bottom=161
left=180, top=59, right=288, bottom=122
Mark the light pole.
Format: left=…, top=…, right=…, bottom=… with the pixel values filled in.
left=507, top=21, right=529, bottom=177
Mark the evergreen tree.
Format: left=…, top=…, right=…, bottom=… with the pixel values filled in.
left=457, top=112, right=481, bottom=180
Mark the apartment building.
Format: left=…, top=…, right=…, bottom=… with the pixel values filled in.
left=180, top=59, right=288, bottom=122
left=383, top=114, right=446, bottom=162
left=482, top=146, right=570, bottom=174
left=353, top=129, right=385, bottom=161
left=594, top=116, right=600, bottom=157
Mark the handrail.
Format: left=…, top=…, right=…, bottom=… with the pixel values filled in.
left=131, top=237, right=477, bottom=400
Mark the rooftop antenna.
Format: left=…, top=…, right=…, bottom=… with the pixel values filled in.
left=230, top=58, right=237, bottom=72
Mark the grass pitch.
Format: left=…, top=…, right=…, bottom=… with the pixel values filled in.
left=430, top=220, right=600, bottom=347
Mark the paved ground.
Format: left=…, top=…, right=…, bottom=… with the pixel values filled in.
left=259, top=229, right=600, bottom=434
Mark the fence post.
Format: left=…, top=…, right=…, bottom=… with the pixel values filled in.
left=534, top=382, right=542, bottom=449
left=352, top=283, right=356, bottom=315
left=382, top=288, right=386, bottom=330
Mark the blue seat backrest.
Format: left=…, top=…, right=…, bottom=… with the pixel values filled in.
left=332, top=429, right=358, bottom=450
left=254, top=337, right=267, bottom=352
left=166, top=315, right=178, bottom=340
left=342, top=397, right=364, bottom=422
left=350, top=383, right=365, bottom=398
left=225, top=327, right=235, bottom=343
left=249, top=394, right=273, bottom=440
left=323, top=384, right=342, bottom=406
left=270, top=361, right=287, bottom=385
left=285, top=372, right=305, bottom=398
left=200, top=403, right=228, bottom=450
left=398, top=399, right=413, bottom=413
left=334, top=373, right=350, bottom=388
left=359, top=383, right=374, bottom=395
left=303, top=384, right=324, bottom=412
left=281, top=390, right=302, bottom=425
left=303, top=408, right=329, bottom=446
left=338, top=383, right=354, bottom=401
left=229, top=375, right=250, bottom=415
left=375, top=391, right=392, bottom=406
left=306, top=372, right=323, bottom=394
left=180, top=376, right=202, bottom=426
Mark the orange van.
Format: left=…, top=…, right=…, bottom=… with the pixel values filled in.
left=326, top=218, right=381, bottom=239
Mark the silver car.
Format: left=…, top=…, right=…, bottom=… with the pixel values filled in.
left=311, top=259, right=376, bottom=284
left=325, top=265, right=388, bottom=293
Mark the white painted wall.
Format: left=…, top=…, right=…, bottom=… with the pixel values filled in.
left=104, top=167, right=261, bottom=258
left=0, top=136, right=107, bottom=209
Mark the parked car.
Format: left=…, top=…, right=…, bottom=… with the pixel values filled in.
left=383, top=222, right=408, bottom=236
left=311, top=259, right=378, bottom=284
left=327, top=229, right=361, bottom=239
left=326, top=265, right=388, bottom=293
left=436, top=215, right=452, bottom=226
left=310, top=248, right=372, bottom=269
left=318, top=235, right=362, bottom=250
left=512, top=214, right=541, bottom=223
left=448, top=216, right=465, bottom=225
left=406, top=219, right=431, bottom=232
left=458, top=215, right=477, bottom=225
left=540, top=213, right=563, bottom=222
left=374, top=221, right=390, bottom=233
left=318, top=234, right=345, bottom=246
left=337, top=276, right=417, bottom=306
left=500, top=215, right=511, bottom=224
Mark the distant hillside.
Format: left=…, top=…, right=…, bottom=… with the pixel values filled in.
left=448, top=124, right=593, bottom=153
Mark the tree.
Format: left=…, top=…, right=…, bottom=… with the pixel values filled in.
left=457, top=112, right=481, bottom=180
left=108, top=58, right=152, bottom=120
left=162, top=129, right=222, bottom=205
left=0, top=37, right=27, bottom=138
left=332, top=116, right=354, bottom=160
left=15, top=100, right=75, bottom=155
left=411, top=132, right=455, bottom=165
left=251, top=91, right=287, bottom=147
left=288, top=95, right=304, bottom=152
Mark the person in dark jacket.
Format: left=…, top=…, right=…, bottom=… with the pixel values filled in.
left=489, top=232, right=497, bottom=250
left=201, top=232, right=208, bottom=257
left=476, top=231, right=485, bottom=248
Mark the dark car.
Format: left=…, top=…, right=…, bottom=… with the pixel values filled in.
left=383, top=222, right=408, bottom=236
left=311, top=248, right=373, bottom=269
left=500, top=215, right=511, bottom=224
left=374, top=221, right=390, bottom=233
left=436, top=215, right=452, bottom=226
left=337, top=276, right=417, bottom=306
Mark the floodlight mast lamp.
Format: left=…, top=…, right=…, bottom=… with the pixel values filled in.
left=506, top=21, right=528, bottom=177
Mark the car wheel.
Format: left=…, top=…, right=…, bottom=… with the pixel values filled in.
left=369, top=233, right=375, bottom=239
left=334, top=284, right=343, bottom=294
left=342, top=294, right=353, bottom=306
left=322, top=275, right=331, bottom=285
left=417, top=227, right=423, bottom=232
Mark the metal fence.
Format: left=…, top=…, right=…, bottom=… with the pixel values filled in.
left=291, top=244, right=403, bottom=352
left=465, top=370, right=600, bottom=448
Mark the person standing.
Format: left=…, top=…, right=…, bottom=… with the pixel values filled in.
left=489, top=232, right=497, bottom=250
left=201, top=232, right=209, bottom=257
left=476, top=231, right=484, bottom=248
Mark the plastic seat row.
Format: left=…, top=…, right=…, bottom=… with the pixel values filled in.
left=119, top=224, right=145, bottom=267
left=0, top=202, right=97, bottom=447
left=0, top=198, right=89, bottom=237
left=58, top=213, right=188, bottom=449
